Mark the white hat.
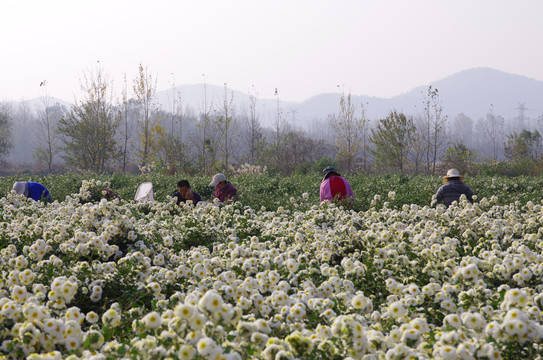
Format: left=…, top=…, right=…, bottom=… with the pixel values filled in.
left=443, top=169, right=464, bottom=184
left=209, top=173, right=226, bottom=187
left=12, top=182, right=28, bottom=196
left=445, top=169, right=461, bottom=178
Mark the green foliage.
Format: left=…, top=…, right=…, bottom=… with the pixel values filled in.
left=371, top=111, right=415, bottom=173
left=442, top=142, right=478, bottom=175
left=57, top=69, right=119, bottom=172
left=3, top=172, right=543, bottom=211
left=504, top=129, right=542, bottom=161
left=329, top=92, right=368, bottom=173
left=479, top=158, right=543, bottom=177
left=260, top=130, right=327, bottom=175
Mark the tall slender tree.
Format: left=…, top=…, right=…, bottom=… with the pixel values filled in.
left=215, top=83, right=235, bottom=171
left=118, top=73, right=133, bottom=172
left=195, top=75, right=216, bottom=173
left=421, top=86, right=448, bottom=174
left=133, top=63, right=159, bottom=167
left=244, top=85, right=264, bottom=164
left=271, top=88, right=288, bottom=168
left=481, top=104, right=505, bottom=161
left=329, top=91, right=367, bottom=173
left=0, top=104, right=12, bottom=162
left=57, top=67, right=119, bottom=172
left=34, top=81, right=60, bottom=173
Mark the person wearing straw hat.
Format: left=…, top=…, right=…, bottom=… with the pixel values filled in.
left=434, top=168, right=474, bottom=207
left=12, top=181, right=52, bottom=202
left=320, top=166, right=354, bottom=205
left=210, top=173, right=237, bottom=203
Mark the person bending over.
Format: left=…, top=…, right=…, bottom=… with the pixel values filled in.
left=172, top=180, right=202, bottom=205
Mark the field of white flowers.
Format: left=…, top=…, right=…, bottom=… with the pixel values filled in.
left=1, top=179, right=543, bottom=359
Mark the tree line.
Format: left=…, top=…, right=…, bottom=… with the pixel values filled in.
left=1, top=66, right=542, bottom=176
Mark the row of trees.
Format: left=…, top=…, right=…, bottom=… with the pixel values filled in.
left=328, top=86, right=448, bottom=175
left=327, top=87, right=543, bottom=176
left=0, top=65, right=329, bottom=175
left=1, top=66, right=542, bottom=176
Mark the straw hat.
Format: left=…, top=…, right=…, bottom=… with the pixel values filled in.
left=442, top=168, right=464, bottom=184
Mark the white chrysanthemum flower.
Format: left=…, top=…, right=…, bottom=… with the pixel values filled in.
left=443, top=314, right=461, bottom=329
left=199, top=290, right=223, bottom=313
left=175, top=304, right=195, bottom=320
left=351, top=294, right=370, bottom=310
left=143, top=311, right=162, bottom=329
left=102, top=308, right=121, bottom=327
left=388, top=301, right=406, bottom=319
left=189, top=313, right=206, bottom=331
left=178, top=344, right=196, bottom=360
left=461, top=312, right=486, bottom=330
left=65, top=336, right=80, bottom=351
left=196, top=336, right=218, bottom=357
left=438, top=345, right=457, bottom=360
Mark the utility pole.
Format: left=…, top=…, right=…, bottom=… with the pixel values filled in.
left=289, top=109, right=298, bottom=123
left=170, top=73, right=176, bottom=134
left=516, top=102, right=527, bottom=130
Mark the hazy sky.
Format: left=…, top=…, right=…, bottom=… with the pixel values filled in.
left=2, top=0, right=543, bottom=102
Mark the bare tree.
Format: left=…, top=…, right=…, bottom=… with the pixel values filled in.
left=9, top=101, right=36, bottom=164
left=118, top=73, right=132, bottom=172
left=480, top=104, right=505, bottom=161
left=244, top=85, right=264, bottom=164
left=272, top=88, right=288, bottom=166
left=328, top=90, right=367, bottom=173
left=133, top=63, right=159, bottom=167
left=0, top=104, right=13, bottom=161
left=215, top=83, right=235, bottom=171
left=34, top=81, right=59, bottom=173
left=451, top=113, right=474, bottom=148
left=156, top=75, right=188, bottom=172
left=410, top=116, right=428, bottom=174
left=421, top=86, right=448, bottom=175
left=194, top=75, right=216, bottom=173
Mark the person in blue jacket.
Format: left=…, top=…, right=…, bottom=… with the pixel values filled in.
left=12, top=181, right=52, bottom=202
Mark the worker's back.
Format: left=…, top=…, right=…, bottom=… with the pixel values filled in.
left=435, top=179, right=474, bottom=207
left=320, top=175, right=353, bottom=203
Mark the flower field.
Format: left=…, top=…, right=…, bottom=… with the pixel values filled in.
left=1, top=173, right=543, bottom=211
left=1, top=178, right=543, bottom=359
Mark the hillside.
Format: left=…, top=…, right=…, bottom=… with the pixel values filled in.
left=6, top=68, right=543, bottom=129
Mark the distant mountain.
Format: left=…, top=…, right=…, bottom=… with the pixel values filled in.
left=153, top=83, right=296, bottom=127
left=292, top=68, right=543, bottom=126
left=153, top=68, right=543, bottom=128
left=8, top=68, right=543, bottom=129
left=2, top=96, right=71, bottom=113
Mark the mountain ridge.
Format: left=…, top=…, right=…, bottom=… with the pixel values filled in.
left=6, top=67, right=543, bottom=127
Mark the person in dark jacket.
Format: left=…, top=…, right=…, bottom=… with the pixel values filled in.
left=210, top=173, right=237, bottom=203
left=12, top=181, right=52, bottom=202
left=172, top=180, right=202, bottom=205
left=434, top=169, right=475, bottom=207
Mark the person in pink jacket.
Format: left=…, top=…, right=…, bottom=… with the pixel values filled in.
left=210, top=173, right=238, bottom=203
left=320, top=166, right=354, bottom=205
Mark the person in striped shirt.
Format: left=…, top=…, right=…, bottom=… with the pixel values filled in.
left=320, top=166, right=354, bottom=205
